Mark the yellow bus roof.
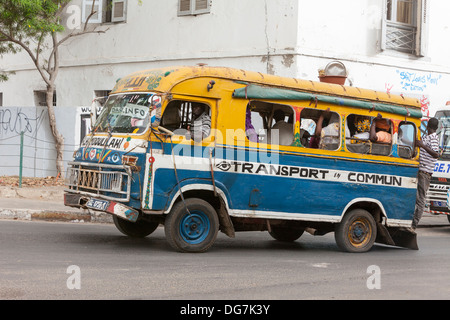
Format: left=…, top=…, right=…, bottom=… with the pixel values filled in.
left=110, top=65, right=421, bottom=110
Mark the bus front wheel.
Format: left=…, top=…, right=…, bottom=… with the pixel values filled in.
left=335, top=209, right=377, bottom=253
left=164, top=198, right=219, bottom=253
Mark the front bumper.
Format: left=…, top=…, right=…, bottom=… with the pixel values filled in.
left=64, top=193, right=139, bottom=222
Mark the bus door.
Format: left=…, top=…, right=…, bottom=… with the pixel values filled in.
left=145, top=97, right=216, bottom=211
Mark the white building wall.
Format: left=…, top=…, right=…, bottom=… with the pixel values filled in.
left=1, top=0, right=450, bottom=177
left=1, top=0, right=300, bottom=107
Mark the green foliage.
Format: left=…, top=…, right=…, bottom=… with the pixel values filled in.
left=0, top=73, right=8, bottom=82
left=0, top=0, right=70, bottom=54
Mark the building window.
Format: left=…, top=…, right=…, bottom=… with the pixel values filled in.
left=82, top=0, right=102, bottom=23
left=382, top=0, right=428, bottom=56
left=34, top=91, right=56, bottom=107
left=109, top=0, right=127, bottom=22
left=178, top=0, right=211, bottom=16
left=94, top=90, right=111, bottom=106
left=82, top=0, right=127, bottom=24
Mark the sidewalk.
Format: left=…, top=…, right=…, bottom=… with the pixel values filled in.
left=0, top=185, right=112, bottom=223
left=0, top=184, right=449, bottom=227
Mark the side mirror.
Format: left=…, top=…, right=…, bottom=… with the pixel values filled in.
left=150, top=95, right=162, bottom=127
left=90, top=98, right=104, bottom=131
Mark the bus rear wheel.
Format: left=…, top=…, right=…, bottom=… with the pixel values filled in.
left=164, top=198, right=219, bottom=253
left=335, top=209, right=377, bottom=253
left=113, top=215, right=159, bottom=238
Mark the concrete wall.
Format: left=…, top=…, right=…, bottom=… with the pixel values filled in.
left=0, top=106, right=90, bottom=177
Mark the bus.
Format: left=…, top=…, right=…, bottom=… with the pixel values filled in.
left=64, top=66, right=422, bottom=253
left=425, top=103, right=450, bottom=223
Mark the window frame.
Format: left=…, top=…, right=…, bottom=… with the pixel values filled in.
left=178, top=0, right=211, bottom=16
left=161, top=99, right=212, bottom=141
left=299, top=107, right=342, bottom=151
left=82, top=0, right=127, bottom=24
left=245, top=101, right=295, bottom=146
left=345, top=114, right=395, bottom=157
left=397, top=121, right=417, bottom=159
left=34, top=90, right=56, bottom=107
left=111, top=0, right=127, bottom=23
left=381, top=0, right=428, bottom=56
left=82, top=0, right=103, bottom=23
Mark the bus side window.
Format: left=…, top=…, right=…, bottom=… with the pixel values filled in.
left=398, top=122, right=416, bottom=159
left=369, top=115, right=392, bottom=156
left=346, top=114, right=392, bottom=156
left=161, top=100, right=210, bottom=139
left=346, top=114, right=371, bottom=154
left=300, top=108, right=340, bottom=150
left=246, top=101, right=294, bottom=146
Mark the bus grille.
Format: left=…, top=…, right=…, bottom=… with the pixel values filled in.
left=65, top=162, right=130, bottom=201
left=426, top=182, right=450, bottom=213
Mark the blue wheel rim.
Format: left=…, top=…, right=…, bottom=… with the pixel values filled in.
left=179, top=210, right=211, bottom=244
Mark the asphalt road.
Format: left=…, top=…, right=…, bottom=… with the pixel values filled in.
left=1, top=219, right=450, bottom=301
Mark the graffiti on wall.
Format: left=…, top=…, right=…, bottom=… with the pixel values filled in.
left=395, top=69, right=442, bottom=93
left=0, top=108, right=46, bottom=136
left=420, top=95, right=431, bottom=118
left=384, top=69, right=444, bottom=118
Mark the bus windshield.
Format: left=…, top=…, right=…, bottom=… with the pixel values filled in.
left=94, top=93, right=153, bottom=134
left=435, top=110, right=450, bottom=160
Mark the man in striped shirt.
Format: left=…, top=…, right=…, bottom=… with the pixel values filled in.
left=412, top=117, right=440, bottom=230
left=187, top=103, right=211, bottom=142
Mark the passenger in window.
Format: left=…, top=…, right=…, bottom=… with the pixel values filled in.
left=270, top=109, right=293, bottom=145
left=350, top=116, right=371, bottom=143
left=186, top=103, right=211, bottom=142
left=246, top=106, right=258, bottom=142
left=369, top=113, right=392, bottom=144
left=311, top=108, right=340, bottom=149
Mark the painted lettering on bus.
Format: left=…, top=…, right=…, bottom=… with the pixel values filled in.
left=123, top=76, right=146, bottom=88
left=81, top=137, right=124, bottom=149
left=216, top=160, right=403, bottom=187
left=434, top=161, right=450, bottom=173
left=347, top=172, right=402, bottom=187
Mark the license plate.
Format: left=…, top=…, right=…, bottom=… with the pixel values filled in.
left=432, top=201, right=446, bottom=208
left=86, top=198, right=109, bottom=211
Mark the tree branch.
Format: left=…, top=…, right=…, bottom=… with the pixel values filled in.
left=49, top=32, right=59, bottom=83
left=0, top=29, right=51, bottom=86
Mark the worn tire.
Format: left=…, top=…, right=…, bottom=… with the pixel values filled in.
left=269, top=226, right=304, bottom=242
left=113, top=215, right=159, bottom=238
left=164, top=198, right=219, bottom=253
left=335, top=209, right=377, bottom=253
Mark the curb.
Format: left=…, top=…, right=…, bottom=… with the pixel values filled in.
left=0, top=207, right=113, bottom=224
left=1, top=187, right=449, bottom=227
left=0, top=185, right=113, bottom=223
